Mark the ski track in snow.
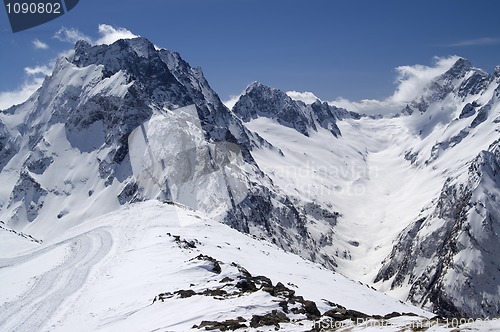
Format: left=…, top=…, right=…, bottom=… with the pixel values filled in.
left=0, top=228, right=112, bottom=332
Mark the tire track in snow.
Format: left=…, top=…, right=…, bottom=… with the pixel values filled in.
left=0, top=227, right=112, bottom=332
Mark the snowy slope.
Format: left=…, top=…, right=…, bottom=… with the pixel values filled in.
left=1, top=201, right=437, bottom=332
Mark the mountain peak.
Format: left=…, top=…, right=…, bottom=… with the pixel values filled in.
left=244, top=81, right=274, bottom=95
left=452, top=57, right=472, bottom=69
left=440, top=57, right=473, bottom=81
left=123, top=37, right=158, bottom=58
left=233, top=82, right=344, bottom=137
left=233, top=82, right=312, bottom=135
left=246, top=81, right=262, bottom=89
left=72, top=37, right=159, bottom=74
left=74, top=39, right=91, bottom=53
left=404, top=57, right=489, bottom=110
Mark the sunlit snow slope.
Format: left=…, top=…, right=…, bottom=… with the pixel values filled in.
left=1, top=201, right=436, bottom=332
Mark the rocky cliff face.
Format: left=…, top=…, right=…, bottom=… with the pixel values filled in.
left=375, top=142, right=500, bottom=317
left=233, top=82, right=344, bottom=137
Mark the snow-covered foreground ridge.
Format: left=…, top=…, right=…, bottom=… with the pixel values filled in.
left=2, top=201, right=499, bottom=332
left=0, top=36, right=499, bottom=321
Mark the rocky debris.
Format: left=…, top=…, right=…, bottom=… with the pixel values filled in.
left=232, top=266, right=321, bottom=320
left=269, top=282, right=295, bottom=298
left=193, top=317, right=247, bottom=331
left=383, top=311, right=418, bottom=319
left=151, top=259, right=330, bottom=327
left=0, top=223, right=43, bottom=244
left=249, top=310, right=290, bottom=329
left=234, top=278, right=257, bottom=292
left=323, top=306, right=370, bottom=321
left=199, top=288, right=227, bottom=298
left=150, top=256, right=423, bottom=331
left=153, top=287, right=230, bottom=303
left=302, top=300, right=322, bottom=319
left=190, top=254, right=221, bottom=274
left=152, top=292, right=173, bottom=303
left=219, top=276, right=234, bottom=283
left=166, top=233, right=200, bottom=250
left=314, top=307, right=425, bottom=332
left=175, top=289, right=197, bottom=298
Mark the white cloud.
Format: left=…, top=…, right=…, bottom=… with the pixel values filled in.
left=446, top=37, right=500, bottom=47
left=329, top=97, right=402, bottom=115
left=54, top=25, right=138, bottom=46
left=54, top=27, right=92, bottom=44
left=95, top=24, right=138, bottom=45
left=223, top=94, right=242, bottom=110
left=24, top=65, right=52, bottom=76
left=286, top=91, right=320, bottom=104
left=0, top=66, right=53, bottom=110
left=250, top=57, right=458, bottom=115
left=0, top=77, right=45, bottom=110
left=328, top=56, right=460, bottom=115
left=33, top=39, right=49, bottom=50
left=390, top=56, right=460, bottom=103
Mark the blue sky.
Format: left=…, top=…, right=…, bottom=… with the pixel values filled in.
left=1, top=0, right=500, bottom=111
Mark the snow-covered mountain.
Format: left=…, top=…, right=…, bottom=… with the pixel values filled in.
left=233, top=82, right=357, bottom=138
left=0, top=38, right=339, bottom=272
left=1, top=35, right=499, bottom=327
left=372, top=60, right=500, bottom=318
